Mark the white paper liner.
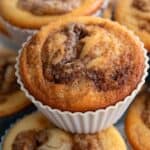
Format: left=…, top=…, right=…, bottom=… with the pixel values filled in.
left=0, top=16, right=36, bottom=46
left=15, top=23, right=149, bottom=134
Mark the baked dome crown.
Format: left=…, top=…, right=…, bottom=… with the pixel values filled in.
left=19, top=17, right=145, bottom=112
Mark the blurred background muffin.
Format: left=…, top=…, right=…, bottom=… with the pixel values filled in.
left=125, top=85, right=150, bottom=150
left=2, top=112, right=127, bottom=150
left=0, top=45, right=30, bottom=117
left=0, top=0, right=106, bottom=45
left=114, top=0, right=150, bottom=51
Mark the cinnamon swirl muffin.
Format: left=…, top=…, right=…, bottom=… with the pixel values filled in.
left=0, top=0, right=105, bottom=44
left=115, top=0, right=150, bottom=51
left=0, top=47, right=30, bottom=117
left=19, top=16, right=146, bottom=112
left=2, top=112, right=127, bottom=150
left=125, top=85, right=150, bottom=150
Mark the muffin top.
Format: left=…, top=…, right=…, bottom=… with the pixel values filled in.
left=19, top=17, right=145, bottom=112
left=0, top=0, right=104, bottom=29
left=3, top=112, right=127, bottom=150
left=115, top=0, right=150, bottom=51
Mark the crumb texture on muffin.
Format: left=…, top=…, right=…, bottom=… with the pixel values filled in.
left=115, top=0, right=150, bottom=50
left=3, top=112, right=126, bottom=150
left=125, top=87, right=150, bottom=150
left=19, top=17, right=145, bottom=112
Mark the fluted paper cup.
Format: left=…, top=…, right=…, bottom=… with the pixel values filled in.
left=16, top=29, right=149, bottom=134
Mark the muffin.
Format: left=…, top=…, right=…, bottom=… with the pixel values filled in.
left=17, top=16, right=148, bottom=133
left=2, top=112, right=127, bottom=150
left=19, top=16, right=146, bottom=112
left=125, top=85, right=150, bottom=150
left=115, top=0, right=150, bottom=51
left=0, top=46, right=30, bottom=117
left=0, top=0, right=105, bottom=44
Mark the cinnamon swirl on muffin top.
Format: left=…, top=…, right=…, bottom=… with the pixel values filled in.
left=19, top=17, right=145, bottom=112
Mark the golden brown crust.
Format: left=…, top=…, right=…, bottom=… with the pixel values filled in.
left=0, top=0, right=104, bottom=29
left=125, top=86, right=150, bottom=150
left=0, top=47, right=30, bottom=117
left=115, top=0, right=150, bottom=51
left=19, top=17, right=145, bottom=112
left=3, top=112, right=127, bottom=150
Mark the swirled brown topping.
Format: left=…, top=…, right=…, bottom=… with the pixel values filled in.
left=42, top=23, right=134, bottom=91
left=0, top=55, right=19, bottom=98
left=12, top=130, right=48, bottom=150
left=12, top=128, right=109, bottom=150
left=142, top=95, right=150, bottom=129
left=73, top=134, right=102, bottom=150
left=132, top=0, right=150, bottom=12
left=18, top=0, right=81, bottom=15
left=12, top=128, right=72, bottom=150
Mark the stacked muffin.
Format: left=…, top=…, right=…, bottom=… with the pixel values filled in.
left=2, top=112, right=127, bottom=150
left=0, top=0, right=149, bottom=149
